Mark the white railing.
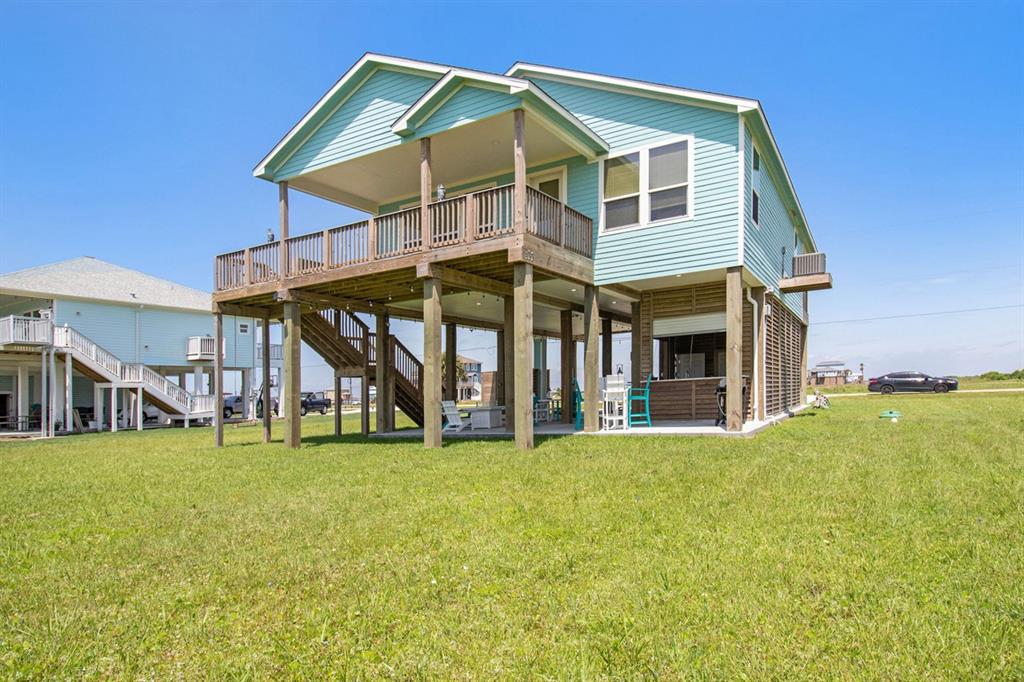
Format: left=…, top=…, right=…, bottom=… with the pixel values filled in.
left=0, top=316, right=53, bottom=345
left=256, top=343, right=283, bottom=361
left=53, top=324, right=204, bottom=415
left=191, top=394, right=216, bottom=414
left=187, top=336, right=218, bottom=360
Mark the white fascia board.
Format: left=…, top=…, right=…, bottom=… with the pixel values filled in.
left=506, top=62, right=759, bottom=112
left=253, top=53, right=449, bottom=179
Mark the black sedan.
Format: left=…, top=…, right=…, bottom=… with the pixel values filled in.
left=868, top=372, right=959, bottom=394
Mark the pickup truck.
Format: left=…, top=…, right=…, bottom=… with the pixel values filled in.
left=300, top=392, right=332, bottom=416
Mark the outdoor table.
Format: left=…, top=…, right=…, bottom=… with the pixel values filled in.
left=464, top=406, right=504, bottom=430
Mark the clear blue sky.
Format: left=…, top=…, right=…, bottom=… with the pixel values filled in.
left=2, top=1, right=1021, bottom=391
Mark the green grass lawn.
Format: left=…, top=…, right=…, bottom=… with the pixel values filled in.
left=2, top=393, right=1022, bottom=678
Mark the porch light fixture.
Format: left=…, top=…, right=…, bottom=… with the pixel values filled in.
left=436, top=184, right=446, bottom=201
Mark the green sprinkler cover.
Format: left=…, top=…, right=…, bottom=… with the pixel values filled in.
left=879, top=410, right=903, bottom=419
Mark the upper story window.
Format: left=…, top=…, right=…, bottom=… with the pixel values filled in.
left=602, top=137, right=692, bottom=232
left=752, top=146, right=760, bottom=171
left=752, top=189, right=760, bottom=226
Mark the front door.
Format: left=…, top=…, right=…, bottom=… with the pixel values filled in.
left=528, top=170, right=565, bottom=202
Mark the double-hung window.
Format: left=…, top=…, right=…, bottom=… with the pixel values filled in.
left=602, top=137, right=692, bottom=231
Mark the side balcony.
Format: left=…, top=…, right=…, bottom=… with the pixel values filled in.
left=778, top=252, right=832, bottom=293
left=213, top=184, right=592, bottom=296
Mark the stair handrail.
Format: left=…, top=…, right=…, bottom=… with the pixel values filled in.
left=390, top=335, right=422, bottom=393
left=54, top=323, right=195, bottom=413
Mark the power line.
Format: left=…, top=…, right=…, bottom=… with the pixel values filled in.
left=814, top=304, right=1023, bottom=326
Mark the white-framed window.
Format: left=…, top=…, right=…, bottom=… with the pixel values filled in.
left=752, top=189, right=760, bottom=226
left=528, top=166, right=567, bottom=203
left=600, top=136, right=693, bottom=233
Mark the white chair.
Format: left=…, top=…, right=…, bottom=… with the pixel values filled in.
left=601, top=375, right=628, bottom=431
left=441, top=400, right=468, bottom=433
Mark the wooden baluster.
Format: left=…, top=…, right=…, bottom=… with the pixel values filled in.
left=368, top=216, right=376, bottom=261
left=323, top=229, right=332, bottom=269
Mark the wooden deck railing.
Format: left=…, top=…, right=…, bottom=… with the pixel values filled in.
left=214, top=184, right=594, bottom=292
left=0, top=316, right=52, bottom=346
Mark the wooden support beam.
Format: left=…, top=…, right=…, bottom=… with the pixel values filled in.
left=279, top=182, right=289, bottom=279
left=601, top=316, right=613, bottom=377
left=375, top=312, right=390, bottom=434
left=560, top=309, right=575, bottom=424
left=508, top=242, right=592, bottom=286
left=423, top=277, right=443, bottom=448
left=444, top=323, right=457, bottom=401
left=631, top=301, right=642, bottom=384
left=513, top=109, right=526, bottom=235
left=215, top=301, right=278, bottom=318
left=283, top=301, right=302, bottom=447
left=420, top=137, right=432, bottom=251
left=276, top=289, right=371, bottom=313
left=513, top=262, right=533, bottom=449
left=333, top=309, right=342, bottom=438
left=214, top=312, right=224, bottom=447
left=262, top=315, right=272, bottom=442
left=503, top=296, right=515, bottom=431
left=583, top=285, right=600, bottom=432
left=753, top=287, right=767, bottom=422
left=725, top=266, right=744, bottom=432
left=495, top=330, right=505, bottom=407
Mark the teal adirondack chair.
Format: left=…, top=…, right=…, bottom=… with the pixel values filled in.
left=629, top=374, right=653, bottom=427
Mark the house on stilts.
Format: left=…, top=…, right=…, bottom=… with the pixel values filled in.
left=211, top=54, right=831, bottom=449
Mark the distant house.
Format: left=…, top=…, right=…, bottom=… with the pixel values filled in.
left=809, top=360, right=858, bottom=387
left=456, top=354, right=482, bottom=401
left=0, top=257, right=280, bottom=435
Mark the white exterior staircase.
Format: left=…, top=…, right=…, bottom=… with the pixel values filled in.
left=0, top=316, right=215, bottom=419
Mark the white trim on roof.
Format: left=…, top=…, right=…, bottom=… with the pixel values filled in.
left=253, top=53, right=450, bottom=179
left=391, top=69, right=608, bottom=157
left=505, top=62, right=760, bottom=112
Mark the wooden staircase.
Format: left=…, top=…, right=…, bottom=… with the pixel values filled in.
left=300, top=309, right=424, bottom=427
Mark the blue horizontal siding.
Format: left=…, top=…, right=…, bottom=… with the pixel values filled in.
left=55, top=299, right=255, bottom=367
left=414, top=85, right=520, bottom=138
left=529, top=78, right=740, bottom=286
left=741, top=127, right=805, bottom=319
left=275, top=68, right=439, bottom=180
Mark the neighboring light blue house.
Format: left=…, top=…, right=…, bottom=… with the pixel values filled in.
left=0, top=257, right=279, bottom=435
left=211, top=53, right=831, bottom=450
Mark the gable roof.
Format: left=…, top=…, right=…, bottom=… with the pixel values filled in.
left=0, top=257, right=212, bottom=311
left=391, top=69, right=608, bottom=159
left=505, top=62, right=814, bottom=251
left=254, top=53, right=450, bottom=180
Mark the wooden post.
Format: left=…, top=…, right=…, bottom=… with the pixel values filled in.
left=423, top=277, right=443, bottom=448
left=214, top=312, right=224, bottom=447
left=108, top=384, right=116, bottom=433
left=282, top=301, right=302, bottom=448
left=420, top=138, right=432, bottom=251
left=513, top=109, right=526, bottom=235
left=560, top=309, right=575, bottom=424
left=753, top=287, right=767, bottom=422
left=361, top=326, right=371, bottom=435
left=262, top=315, right=272, bottom=442
left=800, top=322, right=809, bottom=396
left=495, top=330, right=505, bottom=407
left=375, top=312, right=390, bottom=434
left=503, top=296, right=515, bottom=432
left=367, top=216, right=377, bottom=262
left=725, top=266, right=744, bottom=432
left=333, top=309, right=342, bottom=437
left=601, top=317, right=613, bottom=378
left=278, top=182, right=289, bottom=279
left=444, top=323, right=457, bottom=401
left=583, top=285, right=600, bottom=432
left=630, top=302, right=642, bottom=384
left=513, top=262, right=534, bottom=449
left=40, top=351, right=48, bottom=436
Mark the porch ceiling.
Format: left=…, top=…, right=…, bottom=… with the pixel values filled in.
left=289, top=110, right=584, bottom=212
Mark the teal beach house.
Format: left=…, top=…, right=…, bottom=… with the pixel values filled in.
left=212, top=53, right=831, bottom=450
